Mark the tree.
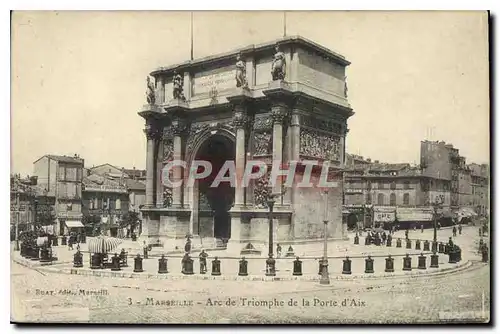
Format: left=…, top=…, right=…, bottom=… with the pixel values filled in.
left=120, top=211, right=140, bottom=233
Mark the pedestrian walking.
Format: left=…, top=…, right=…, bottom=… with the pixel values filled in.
left=199, top=249, right=208, bottom=274
left=421, top=224, right=424, bottom=233
left=68, top=236, right=73, bottom=251
left=452, top=226, right=457, bottom=237
left=405, top=229, right=409, bottom=240
left=276, top=244, right=282, bottom=258
left=458, top=224, right=462, bottom=235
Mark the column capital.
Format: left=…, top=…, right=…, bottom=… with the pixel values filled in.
left=271, top=103, right=289, bottom=124
left=143, top=123, right=162, bottom=140
left=170, top=118, right=188, bottom=136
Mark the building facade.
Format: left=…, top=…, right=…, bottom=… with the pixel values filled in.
left=139, top=36, right=353, bottom=252
left=469, top=163, right=489, bottom=215
left=82, top=173, right=129, bottom=237
left=33, top=154, right=84, bottom=235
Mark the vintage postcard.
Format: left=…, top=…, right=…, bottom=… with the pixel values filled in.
left=10, top=10, right=490, bottom=324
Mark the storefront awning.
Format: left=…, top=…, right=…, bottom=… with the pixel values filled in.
left=396, top=208, right=433, bottom=222
left=65, top=220, right=84, bottom=228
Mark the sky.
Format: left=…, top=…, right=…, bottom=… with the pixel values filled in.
left=11, top=11, right=490, bottom=176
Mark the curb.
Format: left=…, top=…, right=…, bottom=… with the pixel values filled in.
left=13, top=255, right=473, bottom=282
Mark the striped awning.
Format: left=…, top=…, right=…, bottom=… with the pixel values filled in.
left=87, top=236, right=123, bottom=254
left=65, top=220, right=84, bottom=228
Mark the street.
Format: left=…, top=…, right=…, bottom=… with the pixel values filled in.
left=11, top=256, right=490, bottom=324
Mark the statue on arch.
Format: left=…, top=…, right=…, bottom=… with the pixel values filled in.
left=146, top=76, right=156, bottom=105
left=172, top=71, right=185, bottom=101
left=271, top=44, right=286, bottom=81
left=235, top=53, right=248, bottom=88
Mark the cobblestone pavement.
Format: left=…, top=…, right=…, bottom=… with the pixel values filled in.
left=11, top=255, right=490, bottom=324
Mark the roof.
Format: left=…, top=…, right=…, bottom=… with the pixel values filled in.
left=122, top=168, right=146, bottom=178
left=34, top=154, right=84, bottom=164
left=125, top=178, right=146, bottom=191
left=151, top=35, right=350, bottom=76
left=368, top=163, right=410, bottom=172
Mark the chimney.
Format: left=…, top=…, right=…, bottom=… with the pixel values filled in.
left=374, top=160, right=379, bottom=163
left=366, top=158, right=371, bottom=162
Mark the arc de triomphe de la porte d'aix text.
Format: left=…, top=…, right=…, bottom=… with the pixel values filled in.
left=139, top=36, right=354, bottom=253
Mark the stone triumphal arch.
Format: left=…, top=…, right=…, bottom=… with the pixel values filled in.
left=139, top=36, right=354, bottom=253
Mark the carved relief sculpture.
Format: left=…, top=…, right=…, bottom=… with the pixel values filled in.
left=300, top=129, right=341, bottom=161
left=235, top=53, right=248, bottom=88
left=146, top=76, right=156, bottom=105
left=253, top=173, right=270, bottom=208
left=163, top=139, right=174, bottom=162
left=253, top=132, right=272, bottom=156
left=163, top=187, right=173, bottom=208
left=172, top=71, right=186, bottom=101
left=271, top=44, right=286, bottom=81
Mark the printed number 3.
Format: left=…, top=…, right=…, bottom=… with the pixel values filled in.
left=128, top=298, right=132, bottom=305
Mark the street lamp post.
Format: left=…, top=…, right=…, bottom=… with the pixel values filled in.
left=320, top=189, right=330, bottom=285
left=431, top=199, right=442, bottom=252
left=265, top=192, right=276, bottom=276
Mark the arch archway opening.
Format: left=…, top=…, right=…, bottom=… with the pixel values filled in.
left=194, top=134, right=235, bottom=242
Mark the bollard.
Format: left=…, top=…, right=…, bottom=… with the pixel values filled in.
left=430, top=252, right=439, bottom=268
left=318, top=258, right=324, bottom=275
left=111, top=253, right=121, bottom=271
left=406, top=239, right=412, bottom=249
left=396, top=238, right=402, bottom=248
left=354, top=234, right=359, bottom=245
left=73, top=250, right=83, bottom=268
left=183, top=256, right=194, bottom=275
left=418, top=253, right=426, bottom=270
left=40, top=247, right=51, bottom=263
left=238, top=257, right=248, bottom=276
left=448, top=247, right=457, bottom=264
left=482, top=246, right=489, bottom=263
left=402, top=254, right=412, bottom=271
left=342, top=256, right=352, bottom=275
left=387, top=235, right=392, bottom=247
left=438, top=243, right=445, bottom=254
left=30, top=246, right=40, bottom=261
left=415, top=240, right=421, bottom=250
left=385, top=255, right=394, bottom=273
left=423, top=240, right=430, bottom=251
left=61, top=236, right=67, bottom=246
left=158, top=255, right=168, bottom=274
left=266, top=256, right=276, bottom=276
left=293, top=257, right=303, bottom=276
left=90, top=253, right=101, bottom=269
left=211, top=257, right=221, bottom=276
left=24, top=244, right=33, bottom=259
left=365, top=256, right=374, bottom=274
left=455, top=246, right=462, bottom=262
left=133, top=254, right=143, bottom=273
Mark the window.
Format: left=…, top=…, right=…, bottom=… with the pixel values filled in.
left=377, top=193, right=385, bottom=205
left=403, top=193, right=410, bottom=205
left=379, top=183, right=385, bottom=190
left=366, top=193, right=372, bottom=204
left=390, top=182, right=397, bottom=190
left=404, top=181, right=410, bottom=190
left=116, top=198, right=121, bottom=210
left=390, top=193, right=397, bottom=206
left=58, top=166, right=66, bottom=181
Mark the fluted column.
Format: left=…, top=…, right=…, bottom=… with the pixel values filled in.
left=233, top=106, right=248, bottom=208
left=155, top=135, right=164, bottom=208
left=144, top=122, right=158, bottom=207
left=171, top=119, right=186, bottom=208
left=271, top=102, right=288, bottom=204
